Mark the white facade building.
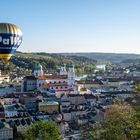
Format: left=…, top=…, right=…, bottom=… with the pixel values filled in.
left=37, top=64, right=76, bottom=94
left=21, top=63, right=76, bottom=94
left=60, top=64, right=67, bottom=75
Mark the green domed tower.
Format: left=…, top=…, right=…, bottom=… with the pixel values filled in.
left=33, top=63, right=43, bottom=77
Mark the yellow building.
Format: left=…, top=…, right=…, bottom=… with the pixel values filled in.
left=38, top=101, right=59, bottom=113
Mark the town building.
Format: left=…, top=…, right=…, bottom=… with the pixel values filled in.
left=77, top=79, right=103, bottom=94
left=0, top=122, right=13, bottom=140
left=37, top=64, right=76, bottom=95
left=21, top=76, right=37, bottom=92
left=0, top=70, right=10, bottom=84
left=4, top=105, right=18, bottom=118
left=9, top=118, right=33, bottom=135
left=38, top=101, right=59, bottom=113
left=21, top=63, right=76, bottom=96
left=0, top=85, right=16, bottom=97
left=0, top=104, right=5, bottom=119
left=19, top=93, right=37, bottom=111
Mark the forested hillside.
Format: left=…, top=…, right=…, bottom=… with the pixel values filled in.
left=0, top=53, right=97, bottom=76
left=61, top=53, right=140, bottom=63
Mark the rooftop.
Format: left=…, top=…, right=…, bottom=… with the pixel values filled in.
left=39, top=101, right=59, bottom=106
left=77, top=79, right=103, bottom=85
left=0, top=122, right=11, bottom=129
left=24, top=76, right=37, bottom=80
left=38, top=74, right=67, bottom=80
left=41, top=82, right=68, bottom=88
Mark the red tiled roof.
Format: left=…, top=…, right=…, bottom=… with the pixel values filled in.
left=38, top=74, right=68, bottom=80
left=41, top=82, right=68, bottom=88
left=77, top=80, right=103, bottom=85
left=0, top=75, right=9, bottom=78
left=41, top=84, right=50, bottom=88
left=56, top=89, right=74, bottom=92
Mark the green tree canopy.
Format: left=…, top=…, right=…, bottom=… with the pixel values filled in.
left=24, top=120, right=62, bottom=140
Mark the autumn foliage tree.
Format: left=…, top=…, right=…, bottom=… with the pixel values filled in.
left=85, top=103, right=140, bottom=140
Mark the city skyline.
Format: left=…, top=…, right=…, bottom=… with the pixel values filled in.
left=1, top=0, right=140, bottom=54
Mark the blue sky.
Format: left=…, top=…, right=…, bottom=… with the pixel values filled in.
left=1, top=0, right=140, bottom=53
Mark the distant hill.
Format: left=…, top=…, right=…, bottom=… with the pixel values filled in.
left=60, top=53, right=140, bottom=63
left=6, top=52, right=97, bottom=75
left=2, top=52, right=140, bottom=76
left=122, top=58, right=140, bottom=64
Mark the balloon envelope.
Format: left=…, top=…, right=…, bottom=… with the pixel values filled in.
left=0, top=23, right=22, bottom=62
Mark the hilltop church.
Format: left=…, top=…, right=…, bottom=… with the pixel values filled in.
left=21, top=63, right=76, bottom=95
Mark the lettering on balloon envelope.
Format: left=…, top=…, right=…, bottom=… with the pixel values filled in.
left=0, top=34, right=22, bottom=54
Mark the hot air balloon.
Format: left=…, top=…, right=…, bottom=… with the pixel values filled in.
left=0, top=23, right=22, bottom=62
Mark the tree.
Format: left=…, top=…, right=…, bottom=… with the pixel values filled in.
left=84, top=103, right=140, bottom=140
left=135, top=84, right=140, bottom=94
left=80, top=87, right=87, bottom=92
left=24, top=120, right=62, bottom=140
left=130, top=107, right=140, bottom=139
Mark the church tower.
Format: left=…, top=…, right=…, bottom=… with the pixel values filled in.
left=68, top=64, right=75, bottom=87
left=33, top=63, right=43, bottom=77
left=60, top=64, right=67, bottom=75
